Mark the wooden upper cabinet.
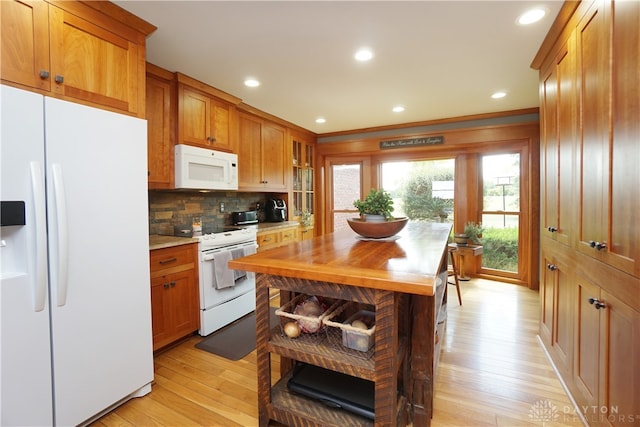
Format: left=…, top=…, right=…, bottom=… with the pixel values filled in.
left=177, top=73, right=240, bottom=152
left=577, top=0, right=610, bottom=258
left=1, top=0, right=155, bottom=117
left=1, top=0, right=50, bottom=92
left=609, top=0, right=640, bottom=277
left=540, top=35, right=575, bottom=247
left=146, top=63, right=175, bottom=189
left=261, top=121, right=287, bottom=189
left=576, top=0, right=639, bottom=276
left=237, top=111, right=288, bottom=191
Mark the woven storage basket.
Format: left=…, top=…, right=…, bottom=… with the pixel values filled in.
left=275, top=294, right=341, bottom=337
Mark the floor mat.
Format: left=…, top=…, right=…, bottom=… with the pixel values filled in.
left=195, top=307, right=279, bottom=360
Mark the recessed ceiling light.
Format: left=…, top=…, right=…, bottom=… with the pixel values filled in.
left=491, top=91, right=507, bottom=99
left=315, top=117, right=326, bottom=124
left=392, top=106, right=405, bottom=113
left=244, top=78, right=260, bottom=87
left=354, top=48, right=374, bottom=62
left=517, top=7, right=548, bottom=25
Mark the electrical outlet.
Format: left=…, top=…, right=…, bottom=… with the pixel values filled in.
left=219, top=202, right=225, bottom=213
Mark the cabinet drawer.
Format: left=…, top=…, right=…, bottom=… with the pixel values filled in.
left=150, top=244, right=196, bottom=275
left=280, top=227, right=298, bottom=243
left=257, top=230, right=279, bottom=251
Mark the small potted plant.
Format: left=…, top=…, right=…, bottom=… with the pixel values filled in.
left=353, top=188, right=394, bottom=222
left=463, top=221, right=484, bottom=245
left=300, top=210, right=313, bottom=227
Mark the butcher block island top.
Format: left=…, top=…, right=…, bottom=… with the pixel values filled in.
left=230, top=222, right=451, bottom=427
left=229, top=221, right=451, bottom=296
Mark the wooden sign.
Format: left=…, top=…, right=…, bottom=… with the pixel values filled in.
left=380, top=136, right=444, bottom=149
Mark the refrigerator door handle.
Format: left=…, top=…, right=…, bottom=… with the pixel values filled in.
left=51, top=163, right=69, bottom=307
left=30, top=161, right=48, bottom=312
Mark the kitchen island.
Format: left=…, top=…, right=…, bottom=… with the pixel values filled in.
left=229, top=222, right=451, bottom=427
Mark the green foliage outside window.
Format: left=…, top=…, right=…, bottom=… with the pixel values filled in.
left=481, top=227, right=519, bottom=272
left=401, top=173, right=453, bottom=222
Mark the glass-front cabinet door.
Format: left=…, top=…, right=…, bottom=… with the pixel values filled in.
left=291, top=134, right=315, bottom=237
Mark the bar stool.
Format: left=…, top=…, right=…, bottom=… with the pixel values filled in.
left=447, top=246, right=462, bottom=305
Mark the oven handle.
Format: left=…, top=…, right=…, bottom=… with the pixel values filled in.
left=202, top=243, right=258, bottom=262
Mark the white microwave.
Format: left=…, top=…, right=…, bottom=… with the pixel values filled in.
left=175, top=144, right=238, bottom=190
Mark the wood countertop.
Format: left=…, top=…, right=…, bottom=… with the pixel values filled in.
left=229, top=221, right=451, bottom=296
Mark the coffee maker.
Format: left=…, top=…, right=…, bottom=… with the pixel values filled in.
left=265, top=198, right=287, bottom=222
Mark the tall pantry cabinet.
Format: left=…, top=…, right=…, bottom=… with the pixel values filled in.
left=533, top=1, right=640, bottom=424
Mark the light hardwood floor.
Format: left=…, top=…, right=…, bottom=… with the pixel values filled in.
left=91, top=279, right=585, bottom=427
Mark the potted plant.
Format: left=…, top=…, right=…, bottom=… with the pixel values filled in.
left=463, top=221, right=484, bottom=245
left=300, top=210, right=313, bottom=227
left=353, top=188, right=394, bottom=221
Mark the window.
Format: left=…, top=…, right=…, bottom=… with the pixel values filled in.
left=330, top=163, right=362, bottom=233
left=382, top=159, right=455, bottom=224
left=481, top=153, right=520, bottom=273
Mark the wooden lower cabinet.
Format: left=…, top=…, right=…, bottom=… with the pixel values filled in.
left=150, top=244, right=199, bottom=351
left=257, top=225, right=299, bottom=252
left=541, top=246, right=640, bottom=426
left=539, top=245, right=573, bottom=377
left=299, top=226, right=314, bottom=241
left=574, top=272, right=640, bottom=426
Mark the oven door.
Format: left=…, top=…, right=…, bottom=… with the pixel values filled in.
left=199, top=241, right=257, bottom=311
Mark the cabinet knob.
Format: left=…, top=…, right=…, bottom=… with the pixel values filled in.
left=207, top=136, right=216, bottom=143
left=588, top=297, right=606, bottom=309
left=39, top=70, right=50, bottom=79
left=546, top=263, right=558, bottom=271
left=54, top=75, right=64, bottom=84
left=261, top=180, right=268, bottom=184
left=163, top=283, right=170, bottom=289
left=170, top=281, right=176, bottom=287
left=589, top=241, right=607, bottom=250
left=547, top=226, right=557, bottom=233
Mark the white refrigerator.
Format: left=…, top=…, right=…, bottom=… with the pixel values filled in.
left=0, top=85, right=154, bottom=426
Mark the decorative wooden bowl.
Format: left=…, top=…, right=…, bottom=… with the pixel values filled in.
left=346, top=217, right=409, bottom=239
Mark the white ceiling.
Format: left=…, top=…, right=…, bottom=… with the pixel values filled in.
left=114, top=1, right=561, bottom=134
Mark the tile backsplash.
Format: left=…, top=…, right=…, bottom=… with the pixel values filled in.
left=148, top=191, right=268, bottom=235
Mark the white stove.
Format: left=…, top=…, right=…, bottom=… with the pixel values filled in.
left=196, top=226, right=258, bottom=336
